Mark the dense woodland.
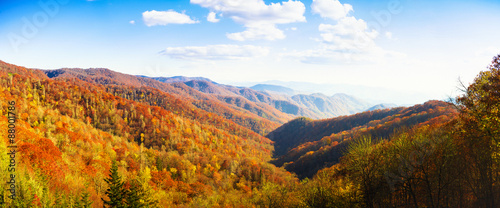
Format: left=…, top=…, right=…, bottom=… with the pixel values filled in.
left=0, top=54, right=499, bottom=207
left=0, top=61, right=295, bottom=207
left=269, top=100, right=457, bottom=178
left=44, top=67, right=288, bottom=136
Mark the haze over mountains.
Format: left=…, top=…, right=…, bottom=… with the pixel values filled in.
left=37, top=65, right=398, bottom=131
left=12, top=62, right=398, bottom=121
left=228, top=80, right=431, bottom=106
left=250, top=84, right=296, bottom=95
left=2, top=57, right=499, bottom=207
left=143, top=76, right=216, bottom=84
left=144, top=76, right=396, bottom=119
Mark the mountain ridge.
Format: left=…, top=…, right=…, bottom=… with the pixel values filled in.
left=41, top=66, right=287, bottom=135
left=250, top=84, right=295, bottom=95
left=141, top=75, right=217, bottom=84
left=267, top=100, right=457, bottom=178
left=0, top=60, right=298, bottom=207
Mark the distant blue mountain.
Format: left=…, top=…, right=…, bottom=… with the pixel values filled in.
left=366, top=103, right=398, bottom=111
left=138, top=75, right=217, bottom=84
left=250, top=84, right=295, bottom=95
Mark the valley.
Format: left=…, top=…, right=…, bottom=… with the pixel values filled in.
left=1, top=56, right=500, bottom=207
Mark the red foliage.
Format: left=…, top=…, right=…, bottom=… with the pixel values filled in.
left=150, top=170, right=176, bottom=190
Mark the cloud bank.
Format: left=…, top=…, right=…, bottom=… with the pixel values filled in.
left=160, top=44, right=270, bottom=60
left=191, top=0, right=306, bottom=41
left=143, top=10, right=199, bottom=26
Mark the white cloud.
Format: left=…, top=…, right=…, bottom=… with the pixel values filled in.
left=311, top=0, right=353, bottom=21
left=226, top=23, right=285, bottom=41
left=129, top=20, right=135, bottom=24
left=160, top=44, right=270, bottom=60
left=318, top=17, right=378, bottom=52
left=311, top=0, right=378, bottom=54
left=287, top=0, right=404, bottom=64
left=191, top=0, right=306, bottom=41
left=283, top=44, right=405, bottom=65
left=207, top=12, right=220, bottom=23
left=286, top=15, right=403, bottom=63
left=312, top=0, right=378, bottom=53
left=142, top=10, right=199, bottom=26
left=385, top=31, right=393, bottom=39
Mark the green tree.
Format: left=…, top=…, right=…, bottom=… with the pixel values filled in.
left=125, top=182, right=142, bottom=208
left=124, top=179, right=157, bottom=208
left=343, top=136, right=385, bottom=208
left=102, top=160, right=128, bottom=208
left=75, top=192, right=93, bottom=208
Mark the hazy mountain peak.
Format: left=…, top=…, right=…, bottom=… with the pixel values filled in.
left=140, top=75, right=217, bottom=84
left=332, top=93, right=349, bottom=97
left=309, top=93, right=327, bottom=97
left=250, top=84, right=295, bottom=95
left=366, top=103, right=398, bottom=111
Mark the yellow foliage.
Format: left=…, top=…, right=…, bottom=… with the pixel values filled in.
left=170, top=167, right=178, bottom=175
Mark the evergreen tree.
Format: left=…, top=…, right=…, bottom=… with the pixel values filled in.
left=75, top=192, right=93, bottom=208
left=125, top=179, right=156, bottom=208
left=102, top=160, right=128, bottom=208
left=125, top=181, right=141, bottom=208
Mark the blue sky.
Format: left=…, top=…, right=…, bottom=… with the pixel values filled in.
left=1, top=0, right=499, bottom=104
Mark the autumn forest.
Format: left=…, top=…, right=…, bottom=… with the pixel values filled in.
left=0, top=54, right=500, bottom=207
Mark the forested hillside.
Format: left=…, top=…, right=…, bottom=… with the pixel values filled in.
left=164, top=79, right=319, bottom=119
left=155, top=77, right=373, bottom=119
left=269, top=100, right=457, bottom=178
left=272, top=54, right=500, bottom=207
left=44, top=67, right=286, bottom=135
left=0, top=61, right=296, bottom=207
left=1, top=54, right=499, bottom=207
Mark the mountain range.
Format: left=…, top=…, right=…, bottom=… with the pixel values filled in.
left=42, top=66, right=392, bottom=122
left=229, top=80, right=432, bottom=105
left=144, top=76, right=394, bottom=120
left=1, top=58, right=494, bottom=207
left=250, top=84, right=296, bottom=95
left=2, top=53, right=499, bottom=208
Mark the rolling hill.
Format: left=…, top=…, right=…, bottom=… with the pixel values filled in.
left=366, top=103, right=398, bottom=111
left=267, top=100, right=457, bottom=178
left=43, top=67, right=288, bottom=135
left=2, top=55, right=498, bottom=208
left=290, top=93, right=371, bottom=118
left=153, top=77, right=374, bottom=119
left=144, top=75, right=216, bottom=84
left=158, top=79, right=320, bottom=119
left=250, top=84, right=296, bottom=95
left=0, top=60, right=296, bottom=207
